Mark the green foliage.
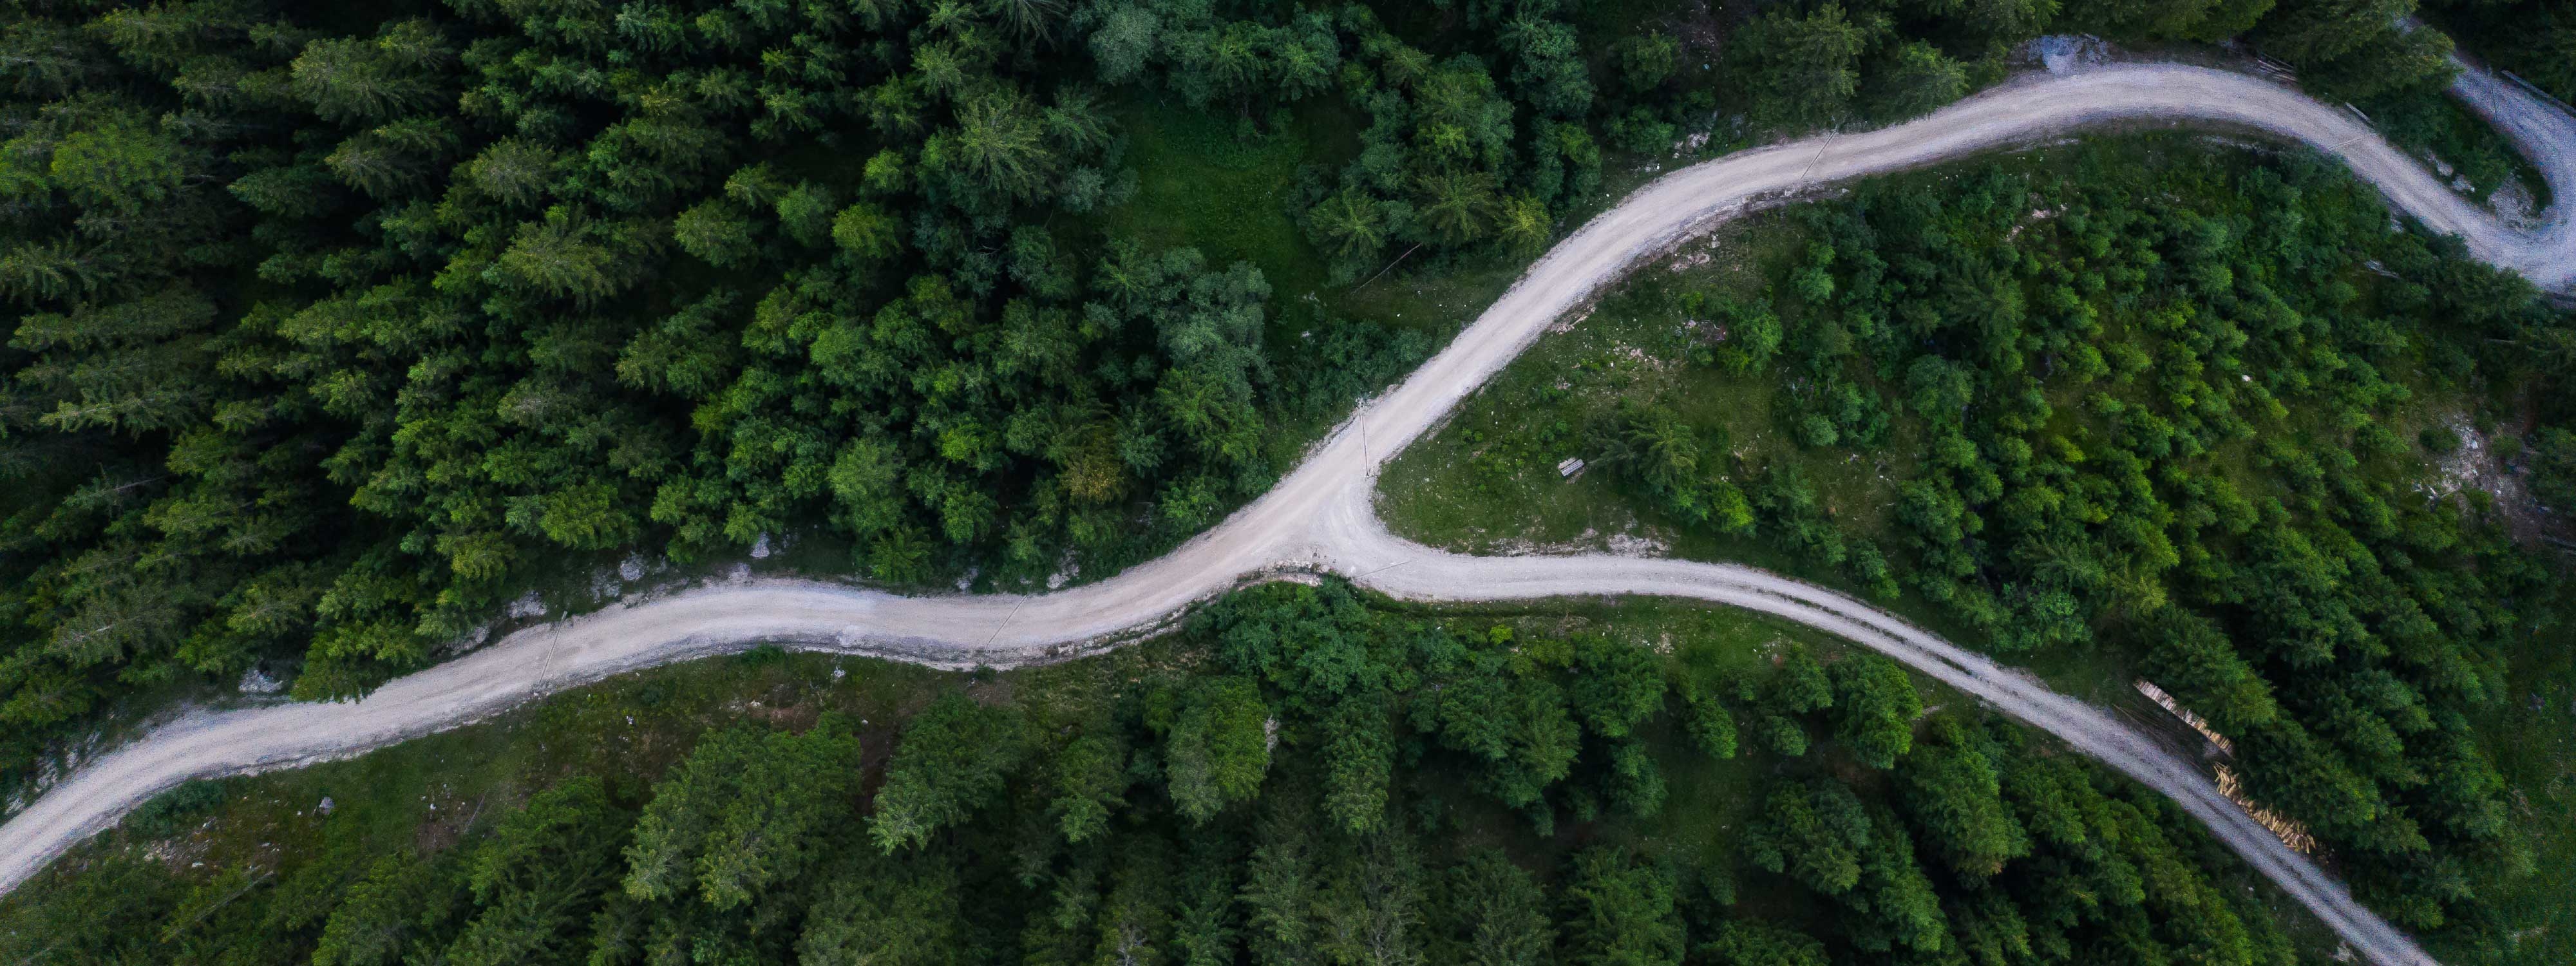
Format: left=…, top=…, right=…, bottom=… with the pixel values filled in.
left=1613, top=32, right=1681, bottom=93
left=1048, top=732, right=1132, bottom=844
left=1320, top=691, right=1396, bottom=833
left=1, top=0, right=1481, bottom=777
left=1729, top=4, right=1875, bottom=130
left=0, top=0, right=2479, bottom=806
left=447, top=776, right=630, bottom=964
left=625, top=717, right=862, bottom=905
left=1745, top=779, right=1871, bottom=896
left=1560, top=848, right=1685, bottom=966
left=1432, top=850, right=1557, bottom=965
left=0, top=0, right=2557, bottom=951
left=1164, top=674, right=1274, bottom=823
left=312, top=850, right=470, bottom=966
left=1866, top=41, right=1969, bottom=120
left=1893, top=717, right=2031, bottom=878
left=123, top=777, right=233, bottom=838
left=1752, top=778, right=1947, bottom=958
left=797, top=853, right=962, bottom=966
left=1569, top=633, right=1669, bottom=739
left=1605, top=401, right=1756, bottom=535
left=2139, top=607, right=2282, bottom=732
left=1826, top=654, right=1921, bottom=769
left=873, top=695, right=1024, bottom=851
left=2530, top=426, right=2576, bottom=513
left=1289, top=6, right=1605, bottom=281
left=1527, top=136, right=2561, bottom=932
left=1696, top=922, right=1828, bottom=966
left=2430, top=0, right=2576, bottom=106
left=1391, top=115, right=2573, bottom=948
left=5, top=582, right=2314, bottom=966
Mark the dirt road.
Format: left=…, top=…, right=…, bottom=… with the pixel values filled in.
left=7, top=59, right=2567, bottom=965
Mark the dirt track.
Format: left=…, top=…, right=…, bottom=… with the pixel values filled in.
left=7, top=59, right=2570, bottom=965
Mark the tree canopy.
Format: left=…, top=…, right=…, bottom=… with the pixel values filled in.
left=6, top=580, right=2308, bottom=966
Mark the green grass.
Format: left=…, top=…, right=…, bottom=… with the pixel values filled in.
left=1098, top=92, right=1556, bottom=347
left=1101, top=97, right=1339, bottom=309
left=1377, top=211, right=1896, bottom=554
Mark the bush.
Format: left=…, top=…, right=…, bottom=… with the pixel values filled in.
left=125, top=779, right=234, bottom=838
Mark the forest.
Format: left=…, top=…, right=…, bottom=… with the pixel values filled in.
left=0, top=580, right=2316, bottom=966
left=2430, top=0, right=2576, bottom=104
left=1390, top=133, right=2576, bottom=955
left=0, top=0, right=2521, bottom=787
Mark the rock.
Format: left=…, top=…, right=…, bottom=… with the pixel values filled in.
left=2027, top=35, right=2106, bottom=76
left=237, top=666, right=285, bottom=695
left=317, top=797, right=334, bottom=816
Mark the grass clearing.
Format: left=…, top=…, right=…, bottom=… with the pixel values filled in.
left=1102, top=96, right=1339, bottom=309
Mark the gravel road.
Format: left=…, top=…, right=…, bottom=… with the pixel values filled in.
left=6, top=59, right=2568, bottom=966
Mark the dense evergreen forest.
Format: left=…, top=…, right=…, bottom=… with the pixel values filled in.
left=2431, top=0, right=2576, bottom=104
left=2, top=581, right=2317, bottom=966
left=0, top=0, right=2510, bottom=782
left=1394, top=135, right=2576, bottom=952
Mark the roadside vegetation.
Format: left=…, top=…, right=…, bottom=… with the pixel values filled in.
left=2429, top=0, right=2576, bottom=108
left=1380, top=132, right=2576, bottom=960
left=0, top=581, right=2345, bottom=966
left=0, top=0, right=2531, bottom=791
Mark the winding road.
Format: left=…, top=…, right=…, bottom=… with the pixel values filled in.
left=7, top=56, right=2573, bottom=966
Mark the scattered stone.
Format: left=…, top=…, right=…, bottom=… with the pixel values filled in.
left=237, top=666, right=285, bottom=695
left=1605, top=531, right=1671, bottom=558
left=2028, top=35, right=2107, bottom=75
left=2492, top=176, right=2541, bottom=231
left=316, top=797, right=334, bottom=816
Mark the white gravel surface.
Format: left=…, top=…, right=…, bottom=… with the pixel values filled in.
left=7, top=59, right=2569, bottom=966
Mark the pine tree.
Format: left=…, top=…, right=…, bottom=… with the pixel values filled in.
left=873, top=694, right=1025, bottom=851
